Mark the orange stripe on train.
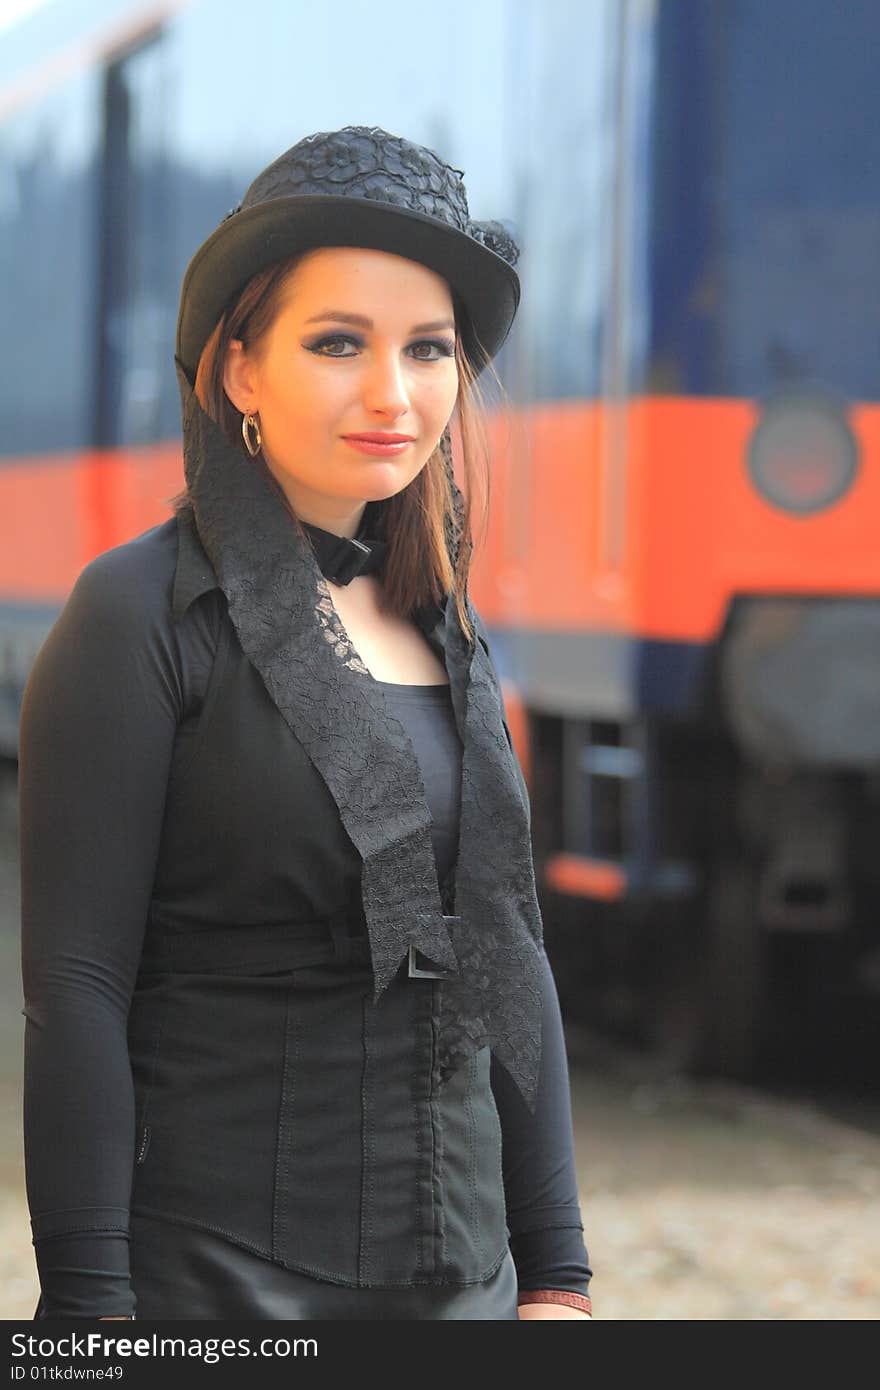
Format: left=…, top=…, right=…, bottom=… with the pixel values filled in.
left=4, top=399, right=880, bottom=641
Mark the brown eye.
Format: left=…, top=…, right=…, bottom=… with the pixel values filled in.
left=409, top=339, right=455, bottom=361
left=305, top=334, right=359, bottom=356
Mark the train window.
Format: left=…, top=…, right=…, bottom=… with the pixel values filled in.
left=95, top=29, right=178, bottom=447
left=506, top=0, right=629, bottom=404
left=719, top=1, right=880, bottom=401
left=649, top=0, right=880, bottom=401
left=0, top=67, right=101, bottom=458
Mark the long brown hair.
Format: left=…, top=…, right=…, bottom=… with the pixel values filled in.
left=166, top=252, right=511, bottom=646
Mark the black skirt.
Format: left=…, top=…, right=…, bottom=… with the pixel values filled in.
left=33, top=1213, right=517, bottom=1320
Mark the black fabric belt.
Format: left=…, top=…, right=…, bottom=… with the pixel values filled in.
left=140, top=906, right=459, bottom=979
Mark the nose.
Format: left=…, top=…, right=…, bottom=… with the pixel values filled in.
left=360, top=349, right=411, bottom=420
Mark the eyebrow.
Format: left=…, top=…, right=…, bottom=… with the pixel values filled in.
left=304, top=310, right=456, bottom=333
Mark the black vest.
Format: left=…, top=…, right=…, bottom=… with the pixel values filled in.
left=126, top=513, right=512, bottom=1286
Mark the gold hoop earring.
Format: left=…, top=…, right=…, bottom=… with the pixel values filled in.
left=242, top=411, right=262, bottom=457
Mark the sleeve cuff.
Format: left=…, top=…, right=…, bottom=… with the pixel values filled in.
left=33, top=1228, right=135, bottom=1319
left=507, top=1221, right=592, bottom=1298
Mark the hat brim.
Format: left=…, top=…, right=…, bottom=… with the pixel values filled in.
left=176, top=194, right=520, bottom=385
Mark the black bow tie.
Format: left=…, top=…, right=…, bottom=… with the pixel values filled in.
left=299, top=513, right=389, bottom=586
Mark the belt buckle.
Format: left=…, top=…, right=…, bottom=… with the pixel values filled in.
left=407, top=916, right=460, bottom=979
left=407, top=944, right=449, bottom=979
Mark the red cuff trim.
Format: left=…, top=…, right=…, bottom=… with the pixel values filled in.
left=517, top=1290, right=592, bottom=1315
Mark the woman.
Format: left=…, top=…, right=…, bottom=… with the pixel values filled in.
left=20, top=126, right=593, bottom=1320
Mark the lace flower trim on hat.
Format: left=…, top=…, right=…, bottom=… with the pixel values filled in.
left=220, top=126, right=521, bottom=268
left=467, top=219, right=521, bottom=268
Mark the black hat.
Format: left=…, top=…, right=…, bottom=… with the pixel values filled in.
left=176, top=125, right=521, bottom=384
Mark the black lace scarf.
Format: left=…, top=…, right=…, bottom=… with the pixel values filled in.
left=174, top=357, right=545, bottom=1113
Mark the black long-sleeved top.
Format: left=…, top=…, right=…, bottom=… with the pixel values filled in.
left=19, top=514, right=591, bottom=1317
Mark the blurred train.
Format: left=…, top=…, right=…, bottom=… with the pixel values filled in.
left=3, top=0, right=879, bottom=1076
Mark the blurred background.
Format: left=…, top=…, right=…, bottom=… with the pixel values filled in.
left=2, top=0, right=879, bottom=1319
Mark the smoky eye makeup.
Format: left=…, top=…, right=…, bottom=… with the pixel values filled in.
left=302, top=331, right=456, bottom=359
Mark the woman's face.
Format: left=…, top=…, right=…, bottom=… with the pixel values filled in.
left=223, top=246, right=459, bottom=533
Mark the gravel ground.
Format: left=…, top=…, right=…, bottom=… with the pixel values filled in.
left=2, top=765, right=878, bottom=1320
left=564, top=1024, right=880, bottom=1320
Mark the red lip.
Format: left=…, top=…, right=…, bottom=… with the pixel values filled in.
left=342, top=433, right=416, bottom=443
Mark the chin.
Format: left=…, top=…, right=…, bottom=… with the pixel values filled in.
left=360, top=470, right=422, bottom=502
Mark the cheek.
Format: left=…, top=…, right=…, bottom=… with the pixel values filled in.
left=265, top=372, right=336, bottom=439
left=416, top=368, right=458, bottom=423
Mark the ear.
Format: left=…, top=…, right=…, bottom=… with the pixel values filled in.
left=223, top=339, right=260, bottom=415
